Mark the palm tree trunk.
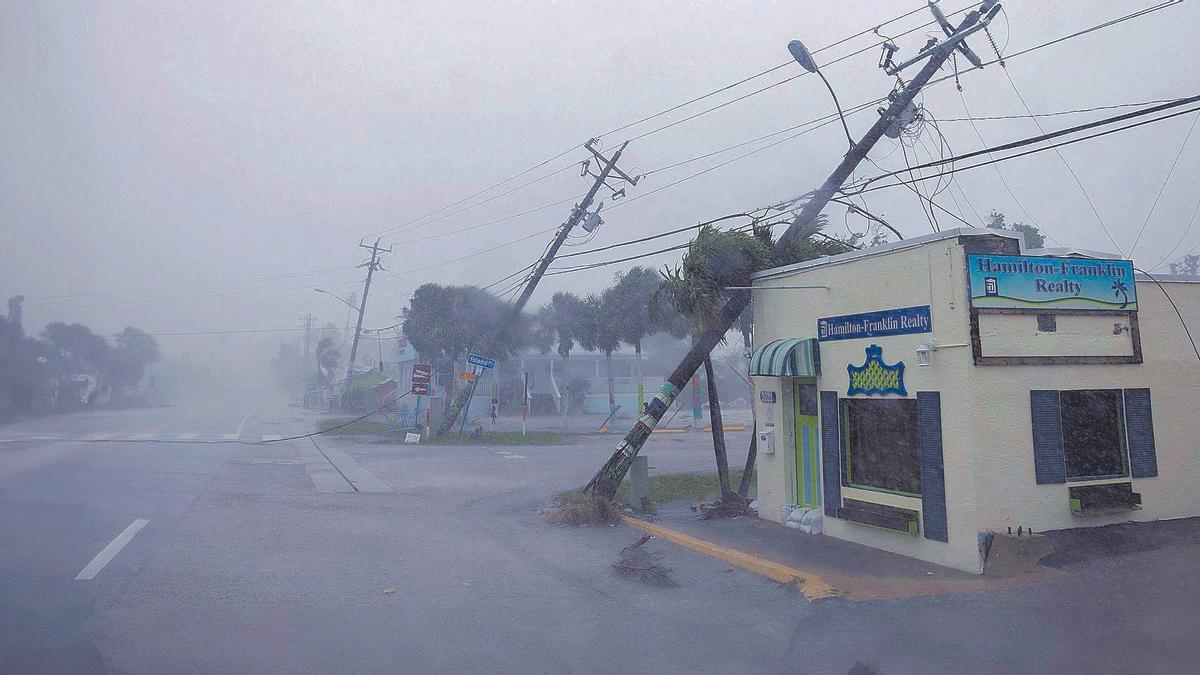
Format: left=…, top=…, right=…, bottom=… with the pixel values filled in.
left=635, top=340, right=644, bottom=413
left=605, top=351, right=615, bottom=415
left=703, top=356, right=733, bottom=500
left=737, top=430, right=757, bottom=498
left=737, top=329, right=757, bottom=498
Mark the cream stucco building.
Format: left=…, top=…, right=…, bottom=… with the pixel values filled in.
left=749, top=228, right=1200, bottom=573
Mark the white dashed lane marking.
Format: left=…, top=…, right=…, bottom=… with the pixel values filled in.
left=75, top=519, right=149, bottom=580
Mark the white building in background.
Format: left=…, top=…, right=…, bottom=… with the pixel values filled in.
left=748, top=228, right=1200, bottom=573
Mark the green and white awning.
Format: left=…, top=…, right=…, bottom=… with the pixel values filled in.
left=749, top=338, right=821, bottom=377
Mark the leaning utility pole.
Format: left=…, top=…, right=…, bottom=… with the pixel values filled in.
left=587, top=0, right=1003, bottom=498
left=342, top=238, right=392, bottom=408
left=436, top=139, right=640, bottom=434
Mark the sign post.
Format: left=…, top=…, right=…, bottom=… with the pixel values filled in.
left=522, top=371, right=529, bottom=437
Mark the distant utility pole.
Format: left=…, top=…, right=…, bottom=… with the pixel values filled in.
left=342, top=238, right=392, bottom=408
left=437, top=138, right=640, bottom=434
left=587, top=0, right=1004, bottom=498
left=300, top=313, right=312, bottom=401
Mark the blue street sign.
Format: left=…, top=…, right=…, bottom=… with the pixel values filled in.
left=467, top=353, right=496, bottom=369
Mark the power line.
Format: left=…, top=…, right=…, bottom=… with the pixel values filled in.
left=376, top=163, right=579, bottom=240
left=1128, top=109, right=1200, bottom=255
left=955, top=88, right=1060, bottom=246
left=1000, top=67, right=1124, bottom=255
left=847, top=103, right=1200, bottom=201
left=24, top=265, right=356, bottom=303
left=936, top=98, right=1179, bottom=123
left=848, top=95, right=1200, bottom=193
left=1149, top=192, right=1200, bottom=271
left=595, top=2, right=950, bottom=141
left=369, top=144, right=582, bottom=238
left=621, top=3, right=979, bottom=144
left=372, top=2, right=1184, bottom=287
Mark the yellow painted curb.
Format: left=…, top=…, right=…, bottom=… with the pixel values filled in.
left=619, top=516, right=840, bottom=601
left=652, top=428, right=687, bottom=434
left=703, top=424, right=746, bottom=432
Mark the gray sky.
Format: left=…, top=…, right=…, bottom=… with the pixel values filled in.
left=4, top=0, right=1199, bottom=366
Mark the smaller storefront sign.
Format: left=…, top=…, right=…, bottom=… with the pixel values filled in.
left=966, top=254, right=1136, bottom=311
left=759, top=391, right=777, bottom=404
left=818, top=305, right=932, bottom=342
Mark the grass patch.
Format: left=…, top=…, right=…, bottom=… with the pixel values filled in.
left=555, top=468, right=756, bottom=509
left=317, top=419, right=569, bottom=446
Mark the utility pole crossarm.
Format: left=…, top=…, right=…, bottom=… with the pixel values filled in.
left=586, top=0, right=1002, bottom=499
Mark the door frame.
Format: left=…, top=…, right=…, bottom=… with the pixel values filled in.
left=793, top=378, right=821, bottom=509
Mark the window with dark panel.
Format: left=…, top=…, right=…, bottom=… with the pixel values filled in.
left=841, top=398, right=921, bottom=496
left=1060, top=389, right=1128, bottom=480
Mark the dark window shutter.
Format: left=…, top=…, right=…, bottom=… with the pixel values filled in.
left=1124, top=388, right=1158, bottom=478
left=917, top=392, right=948, bottom=542
left=819, top=390, right=841, bottom=518
left=1030, top=390, right=1066, bottom=484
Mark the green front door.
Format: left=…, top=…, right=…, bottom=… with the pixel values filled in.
left=793, top=380, right=821, bottom=509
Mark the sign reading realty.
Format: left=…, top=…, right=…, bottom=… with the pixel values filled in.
left=967, top=254, right=1136, bottom=311
left=818, top=305, right=932, bottom=342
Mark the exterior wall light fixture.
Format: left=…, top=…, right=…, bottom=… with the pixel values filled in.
left=916, top=341, right=935, bottom=367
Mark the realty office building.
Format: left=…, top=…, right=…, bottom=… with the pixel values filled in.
left=748, top=228, right=1200, bottom=573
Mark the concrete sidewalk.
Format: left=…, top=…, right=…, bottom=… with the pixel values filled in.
left=642, top=505, right=1067, bottom=601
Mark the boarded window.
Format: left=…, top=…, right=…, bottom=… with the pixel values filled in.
left=842, top=398, right=921, bottom=496
left=1060, top=389, right=1128, bottom=480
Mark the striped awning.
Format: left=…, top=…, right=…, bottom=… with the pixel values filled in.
left=749, top=338, right=820, bottom=377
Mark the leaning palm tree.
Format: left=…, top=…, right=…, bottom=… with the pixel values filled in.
left=657, top=225, right=773, bottom=503
left=727, top=216, right=849, bottom=497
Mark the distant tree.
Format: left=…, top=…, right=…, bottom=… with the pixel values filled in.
left=104, top=327, right=161, bottom=402
left=403, top=283, right=529, bottom=364
left=577, top=292, right=622, bottom=414
left=606, top=266, right=670, bottom=410
left=987, top=209, right=1046, bottom=248
left=40, top=322, right=111, bottom=409
left=534, top=291, right=584, bottom=360
left=315, top=337, right=342, bottom=387
left=1168, top=254, right=1200, bottom=276
left=0, top=297, right=48, bottom=419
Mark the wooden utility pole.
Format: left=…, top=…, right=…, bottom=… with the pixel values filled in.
left=437, top=139, right=639, bottom=434
left=587, top=1, right=1003, bottom=498
left=342, top=238, right=392, bottom=408
left=299, top=313, right=313, bottom=402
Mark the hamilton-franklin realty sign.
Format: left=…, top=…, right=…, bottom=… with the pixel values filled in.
left=967, top=254, right=1136, bottom=311
left=817, top=305, right=932, bottom=342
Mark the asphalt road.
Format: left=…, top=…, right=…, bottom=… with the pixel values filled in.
left=2, top=393, right=1197, bottom=674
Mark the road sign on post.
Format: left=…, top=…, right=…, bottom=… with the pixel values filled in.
left=467, top=353, right=496, bottom=370
left=411, top=363, right=432, bottom=395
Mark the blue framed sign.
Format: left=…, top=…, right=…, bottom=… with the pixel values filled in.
left=818, top=305, right=932, bottom=342
left=967, top=254, right=1136, bottom=311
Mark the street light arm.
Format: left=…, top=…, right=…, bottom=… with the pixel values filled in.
left=313, top=288, right=361, bottom=313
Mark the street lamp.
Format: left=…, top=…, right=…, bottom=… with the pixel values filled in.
left=788, top=39, right=854, bottom=149
left=313, top=288, right=360, bottom=313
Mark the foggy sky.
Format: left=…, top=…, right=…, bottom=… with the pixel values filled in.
left=4, top=0, right=1199, bottom=369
